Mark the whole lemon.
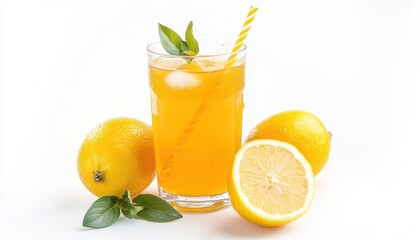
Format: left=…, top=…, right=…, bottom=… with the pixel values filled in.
left=77, top=117, right=155, bottom=197
left=245, top=110, right=331, bottom=176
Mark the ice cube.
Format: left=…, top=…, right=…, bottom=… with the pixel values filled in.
left=193, top=58, right=226, bottom=71
left=151, top=57, right=188, bottom=70
left=165, top=70, right=201, bottom=89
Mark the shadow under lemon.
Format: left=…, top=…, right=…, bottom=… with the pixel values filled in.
left=215, top=213, right=294, bottom=237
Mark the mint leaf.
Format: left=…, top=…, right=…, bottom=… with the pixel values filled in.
left=82, top=196, right=121, bottom=229
left=158, top=23, right=183, bottom=55
left=121, top=191, right=143, bottom=219
left=133, top=194, right=182, bottom=223
left=158, top=21, right=199, bottom=57
left=185, top=21, right=199, bottom=54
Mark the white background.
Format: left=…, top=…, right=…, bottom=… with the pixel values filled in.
left=1, top=0, right=419, bottom=239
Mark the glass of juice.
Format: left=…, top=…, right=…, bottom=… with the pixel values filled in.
left=147, top=40, right=246, bottom=212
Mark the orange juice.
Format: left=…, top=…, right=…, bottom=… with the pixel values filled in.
left=148, top=40, right=246, bottom=211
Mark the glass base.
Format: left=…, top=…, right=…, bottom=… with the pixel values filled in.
left=159, top=187, right=231, bottom=213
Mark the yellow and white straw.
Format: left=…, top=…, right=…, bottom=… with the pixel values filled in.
left=226, top=5, right=259, bottom=67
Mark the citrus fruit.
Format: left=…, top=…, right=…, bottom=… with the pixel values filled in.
left=77, top=117, right=155, bottom=197
left=245, top=110, right=330, bottom=176
left=228, top=139, right=314, bottom=227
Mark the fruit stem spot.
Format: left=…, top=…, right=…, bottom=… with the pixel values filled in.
left=93, top=171, right=104, bottom=182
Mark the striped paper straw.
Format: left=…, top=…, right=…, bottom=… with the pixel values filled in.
left=226, top=5, right=259, bottom=67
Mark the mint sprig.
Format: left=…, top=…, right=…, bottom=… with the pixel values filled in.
left=82, top=191, right=182, bottom=229
left=158, top=21, right=199, bottom=56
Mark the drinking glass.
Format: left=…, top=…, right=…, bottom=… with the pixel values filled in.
left=147, top=40, right=246, bottom=212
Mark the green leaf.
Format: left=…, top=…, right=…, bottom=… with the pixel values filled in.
left=158, top=21, right=200, bottom=57
left=180, top=40, right=190, bottom=53
left=133, top=194, right=183, bottom=223
left=82, top=196, right=121, bottom=229
left=121, top=191, right=144, bottom=219
left=185, top=21, right=199, bottom=55
left=158, top=23, right=183, bottom=55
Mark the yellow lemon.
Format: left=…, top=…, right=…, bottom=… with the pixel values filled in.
left=228, top=139, right=314, bottom=227
left=77, top=117, right=155, bottom=197
left=245, top=110, right=331, bottom=176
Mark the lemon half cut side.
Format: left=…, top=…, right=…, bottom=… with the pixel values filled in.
left=228, top=139, right=315, bottom=227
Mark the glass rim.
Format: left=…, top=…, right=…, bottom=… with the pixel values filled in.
left=146, top=39, right=246, bottom=59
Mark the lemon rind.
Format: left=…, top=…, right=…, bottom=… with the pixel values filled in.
left=231, top=139, right=315, bottom=222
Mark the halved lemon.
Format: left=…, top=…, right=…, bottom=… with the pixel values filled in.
left=228, top=139, right=315, bottom=227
